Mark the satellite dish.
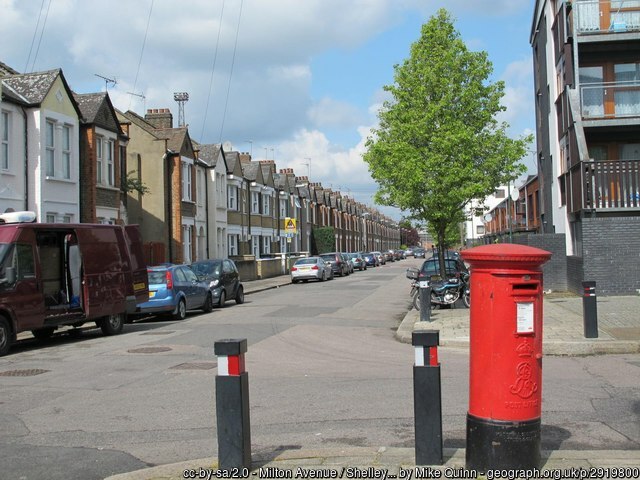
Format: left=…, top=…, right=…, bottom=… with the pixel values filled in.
left=222, top=141, right=233, bottom=152
left=510, top=188, right=520, bottom=202
left=483, top=213, right=493, bottom=222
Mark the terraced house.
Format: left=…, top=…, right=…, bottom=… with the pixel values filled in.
left=532, top=0, right=640, bottom=294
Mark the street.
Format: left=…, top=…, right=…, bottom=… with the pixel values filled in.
left=1, top=259, right=639, bottom=480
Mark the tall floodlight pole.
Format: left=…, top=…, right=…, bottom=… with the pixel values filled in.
left=174, top=92, right=189, bottom=127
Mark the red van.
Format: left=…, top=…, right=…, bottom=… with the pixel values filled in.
left=0, top=212, right=148, bottom=356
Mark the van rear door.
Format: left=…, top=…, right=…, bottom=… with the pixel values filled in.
left=124, top=225, right=149, bottom=307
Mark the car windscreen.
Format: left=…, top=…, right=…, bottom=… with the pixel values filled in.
left=191, top=261, right=222, bottom=277
left=319, top=255, right=335, bottom=262
left=421, top=259, right=459, bottom=275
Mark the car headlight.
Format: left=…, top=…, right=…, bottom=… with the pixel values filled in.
left=209, top=279, right=220, bottom=288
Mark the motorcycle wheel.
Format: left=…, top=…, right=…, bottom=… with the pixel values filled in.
left=463, top=291, right=471, bottom=308
left=412, top=290, right=420, bottom=311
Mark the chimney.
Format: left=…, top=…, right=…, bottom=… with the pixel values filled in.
left=239, top=153, right=252, bottom=164
left=259, top=160, right=275, bottom=165
left=145, top=108, right=173, bottom=129
left=295, top=176, right=309, bottom=183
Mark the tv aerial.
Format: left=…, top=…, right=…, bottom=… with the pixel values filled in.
left=95, top=73, right=117, bottom=90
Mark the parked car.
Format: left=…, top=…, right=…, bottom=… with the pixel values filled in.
left=414, top=248, right=426, bottom=258
left=362, top=252, right=379, bottom=267
left=371, top=251, right=386, bottom=265
left=417, top=257, right=469, bottom=285
left=346, top=252, right=367, bottom=271
left=319, top=252, right=350, bottom=276
left=404, top=248, right=415, bottom=257
left=137, top=264, right=213, bottom=320
left=290, top=257, right=333, bottom=283
left=341, top=253, right=355, bottom=274
left=384, top=250, right=395, bottom=262
left=394, top=249, right=406, bottom=260
left=190, top=259, right=244, bottom=307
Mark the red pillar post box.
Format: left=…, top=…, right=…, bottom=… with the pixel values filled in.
left=461, top=244, right=551, bottom=471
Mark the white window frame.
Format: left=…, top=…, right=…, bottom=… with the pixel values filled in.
left=46, top=120, right=55, bottom=177
left=1, top=110, right=9, bottom=171
left=227, top=185, right=237, bottom=210
left=279, top=198, right=287, bottom=217
left=251, top=191, right=260, bottom=214
left=262, top=236, right=271, bottom=254
left=262, top=193, right=271, bottom=216
left=62, top=124, right=71, bottom=179
left=251, top=236, right=260, bottom=257
left=280, top=236, right=287, bottom=253
left=183, top=224, right=193, bottom=263
left=96, top=135, right=103, bottom=183
left=228, top=234, right=238, bottom=256
left=106, top=139, right=115, bottom=186
left=182, top=161, right=192, bottom=201
left=46, top=213, right=56, bottom=223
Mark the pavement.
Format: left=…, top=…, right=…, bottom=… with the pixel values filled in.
left=105, top=270, right=640, bottom=480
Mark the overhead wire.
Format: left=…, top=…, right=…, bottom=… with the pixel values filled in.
left=25, top=0, right=52, bottom=73
left=128, top=0, right=155, bottom=111
left=199, top=0, right=226, bottom=143
left=218, top=0, right=244, bottom=143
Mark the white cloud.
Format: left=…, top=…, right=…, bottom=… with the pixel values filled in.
left=308, top=97, right=366, bottom=129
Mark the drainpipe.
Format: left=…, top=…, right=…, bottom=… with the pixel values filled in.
left=164, top=151, right=173, bottom=262
left=21, top=107, right=28, bottom=211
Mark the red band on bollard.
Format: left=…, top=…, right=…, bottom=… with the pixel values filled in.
left=429, top=346, right=438, bottom=366
left=218, top=354, right=246, bottom=376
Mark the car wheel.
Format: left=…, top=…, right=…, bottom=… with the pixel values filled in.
left=321, top=271, right=326, bottom=282
left=99, top=313, right=125, bottom=335
left=0, top=317, right=12, bottom=357
left=173, top=299, right=187, bottom=320
left=32, top=327, right=55, bottom=340
left=235, top=286, right=245, bottom=305
left=218, top=290, right=226, bottom=308
left=292, top=279, right=299, bottom=284
left=202, top=293, right=214, bottom=313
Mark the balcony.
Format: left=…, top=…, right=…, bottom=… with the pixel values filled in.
left=575, top=0, right=640, bottom=35
left=565, top=159, right=640, bottom=212
left=581, top=81, right=640, bottom=118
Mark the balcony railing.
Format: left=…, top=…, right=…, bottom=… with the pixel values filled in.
left=566, top=159, right=640, bottom=212
left=575, top=0, right=640, bottom=34
left=581, top=81, right=640, bottom=118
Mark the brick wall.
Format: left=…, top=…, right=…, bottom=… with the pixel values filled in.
left=567, top=256, right=583, bottom=293
left=512, top=233, right=568, bottom=292
left=79, top=128, right=97, bottom=223
left=580, top=216, right=640, bottom=295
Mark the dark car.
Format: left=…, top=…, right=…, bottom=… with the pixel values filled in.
left=418, top=257, right=468, bottom=285
left=346, top=252, right=367, bottom=271
left=319, top=252, right=350, bottom=277
left=414, top=248, right=426, bottom=258
left=138, top=264, right=213, bottom=319
left=190, top=259, right=245, bottom=307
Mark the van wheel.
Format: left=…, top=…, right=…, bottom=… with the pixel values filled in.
left=235, top=286, right=245, bottom=305
left=0, top=317, right=12, bottom=357
left=173, top=299, right=187, bottom=320
left=32, top=327, right=55, bottom=340
left=202, top=293, right=214, bottom=313
left=218, top=290, right=226, bottom=308
left=99, top=313, right=124, bottom=335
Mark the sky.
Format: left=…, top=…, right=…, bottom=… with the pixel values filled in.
left=0, top=0, right=537, bottom=221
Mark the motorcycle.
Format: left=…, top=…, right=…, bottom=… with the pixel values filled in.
left=407, top=268, right=470, bottom=311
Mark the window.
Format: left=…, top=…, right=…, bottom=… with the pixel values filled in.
left=476, top=225, right=485, bottom=235
left=251, top=191, right=260, bottom=214
left=251, top=236, right=259, bottom=257
left=106, top=139, right=114, bottom=185
left=262, top=193, right=271, bottom=215
left=495, top=189, right=505, bottom=198
left=46, top=213, right=56, bottom=223
left=183, top=225, right=192, bottom=263
left=280, top=236, right=287, bottom=253
left=228, top=234, right=238, bottom=256
left=227, top=185, right=237, bottom=210
left=62, top=215, right=72, bottom=223
left=46, top=120, right=55, bottom=177
left=1, top=111, right=9, bottom=171
left=96, top=136, right=103, bottom=183
left=182, top=162, right=192, bottom=201
left=62, top=125, right=71, bottom=179
left=197, top=170, right=205, bottom=206
left=279, top=198, right=287, bottom=217
left=262, top=236, right=271, bottom=255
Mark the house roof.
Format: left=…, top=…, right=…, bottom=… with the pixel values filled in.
left=198, top=143, right=223, bottom=167
left=74, top=92, right=123, bottom=135
left=241, top=161, right=261, bottom=182
left=0, top=61, right=19, bottom=76
left=121, top=110, right=164, bottom=140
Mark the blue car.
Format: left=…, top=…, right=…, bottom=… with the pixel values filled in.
left=137, top=264, right=213, bottom=320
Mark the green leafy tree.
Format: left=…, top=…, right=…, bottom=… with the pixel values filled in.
left=312, top=227, right=335, bottom=254
left=363, top=8, right=531, bottom=276
left=123, top=170, right=150, bottom=196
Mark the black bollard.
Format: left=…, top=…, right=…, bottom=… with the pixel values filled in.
left=582, top=281, right=598, bottom=338
left=214, top=339, right=251, bottom=471
left=412, top=330, right=443, bottom=465
left=419, top=285, right=432, bottom=322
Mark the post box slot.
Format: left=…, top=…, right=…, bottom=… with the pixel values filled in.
left=512, top=283, right=538, bottom=292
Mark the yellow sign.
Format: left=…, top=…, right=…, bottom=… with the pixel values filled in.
left=284, top=217, right=297, bottom=233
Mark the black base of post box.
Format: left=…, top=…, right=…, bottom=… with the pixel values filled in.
left=216, top=373, right=251, bottom=470
left=466, top=413, right=540, bottom=471
left=414, top=365, right=443, bottom=465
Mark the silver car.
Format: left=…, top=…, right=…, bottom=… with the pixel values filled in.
left=291, top=257, right=333, bottom=283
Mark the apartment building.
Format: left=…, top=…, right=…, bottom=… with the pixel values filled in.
left=531, top=0, right=640, bottom=294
